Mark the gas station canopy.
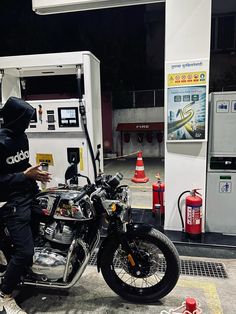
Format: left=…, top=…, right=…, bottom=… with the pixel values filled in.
left=32, top=0, right=165, bottom=15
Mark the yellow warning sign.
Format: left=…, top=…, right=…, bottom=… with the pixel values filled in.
left=80, top=148, right=84, bottom=171
left=168, top=71, right=206, bottom=87
left=36, top=153, right=54, bottom=166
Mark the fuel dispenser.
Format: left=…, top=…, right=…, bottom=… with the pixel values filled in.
left=26, top=98, right=95, bottom=187
left=206, top=92, right=236, bottom=234
left=0, top=51, right=103, bottom=187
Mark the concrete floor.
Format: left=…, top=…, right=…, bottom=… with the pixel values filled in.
left=16, top=258, right=236, bottom=314
left=12, top=159, right=236, bottom=313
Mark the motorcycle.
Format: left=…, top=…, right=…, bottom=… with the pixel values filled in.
left=0, top=164, right=180, bottom=303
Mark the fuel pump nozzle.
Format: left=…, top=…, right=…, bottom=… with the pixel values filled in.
left=0, top=70, right=4, bottom=83
left=76, top=66, right=87, bottom=125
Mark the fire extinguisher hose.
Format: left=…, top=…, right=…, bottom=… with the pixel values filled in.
left=177, top=190, right=190, bottom=232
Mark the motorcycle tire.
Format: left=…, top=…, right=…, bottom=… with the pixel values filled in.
left=100, top=227, right=180, bottom=303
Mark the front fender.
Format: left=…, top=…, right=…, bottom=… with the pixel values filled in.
left=97, top=223, right=153, bottom=272
left=126, top=222, right=153, bottom=235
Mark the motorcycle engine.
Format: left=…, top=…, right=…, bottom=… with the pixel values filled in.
left=31, top=221, right=76, bottom=281
left=31, top=247, right=72, bottom=281
left=30, top=190, right=95, bottom=282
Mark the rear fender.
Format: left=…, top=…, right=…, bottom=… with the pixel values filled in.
left=97, top=223, right=153, bottom=272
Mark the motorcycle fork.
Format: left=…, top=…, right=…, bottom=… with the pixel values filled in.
left=108, top=214, right=138, bottom=268
left=116, top=231, right=137, bottom=268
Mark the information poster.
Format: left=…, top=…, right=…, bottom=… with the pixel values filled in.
left=167, top=86, right=206, bottom=141
left=166, top=60, right=208, bottom=142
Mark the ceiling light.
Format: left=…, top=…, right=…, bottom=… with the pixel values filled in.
left=32, top=0, right=165, bottom=15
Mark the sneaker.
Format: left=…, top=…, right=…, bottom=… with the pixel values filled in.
left=0, top=294, right=27, bottom=314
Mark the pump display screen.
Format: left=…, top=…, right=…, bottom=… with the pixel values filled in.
left=61, top=109, right=76, bottom=119
left=58, top=107, right=79, bottom=127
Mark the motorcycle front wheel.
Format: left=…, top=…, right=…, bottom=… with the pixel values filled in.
left=100, top=228, right=180, bottom=303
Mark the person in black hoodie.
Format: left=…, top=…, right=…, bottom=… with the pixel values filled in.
left=0, top=97, right=51, bottom=314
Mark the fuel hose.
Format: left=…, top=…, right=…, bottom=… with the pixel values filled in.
left=76, top=67, right=97, bottom=180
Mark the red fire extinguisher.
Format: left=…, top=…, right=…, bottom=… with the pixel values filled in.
left=152, top=173, right=165, bottom=217
left=178, top=189, right=202, bottom=238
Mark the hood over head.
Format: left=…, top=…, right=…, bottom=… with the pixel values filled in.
left=1, top=97, right=34, bottom=134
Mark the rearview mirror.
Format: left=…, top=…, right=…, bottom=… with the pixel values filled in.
left=65, top=164, right=77, bottom=181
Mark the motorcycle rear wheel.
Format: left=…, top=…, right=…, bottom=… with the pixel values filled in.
left=100, top=228, right=180, bottom=303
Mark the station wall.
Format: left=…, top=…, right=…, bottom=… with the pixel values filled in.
left=113, top=107, right=164, bottom=158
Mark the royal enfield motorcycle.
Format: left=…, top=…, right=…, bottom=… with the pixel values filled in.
left=0, top=165, right=180, bottom=303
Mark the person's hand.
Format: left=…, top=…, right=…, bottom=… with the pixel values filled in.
left=23, top=164, right=52, bottom=183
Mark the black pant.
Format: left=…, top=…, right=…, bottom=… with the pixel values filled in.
left=0, top=194, right=34, bottom=295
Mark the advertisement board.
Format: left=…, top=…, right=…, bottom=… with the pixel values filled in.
left=166, top=59, right=208, bottom=142
left=167, top=85, right=206, bottom=141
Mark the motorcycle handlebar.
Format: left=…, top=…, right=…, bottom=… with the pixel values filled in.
left=73, top=184, right=96, bottom=203
left=72, top=172, right=123, bottom=203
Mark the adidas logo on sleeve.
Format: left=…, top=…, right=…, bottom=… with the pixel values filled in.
left=6, top=150, right=29, bottom=165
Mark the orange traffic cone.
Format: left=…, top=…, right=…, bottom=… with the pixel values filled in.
left=131, top=151, right=149, bottom=183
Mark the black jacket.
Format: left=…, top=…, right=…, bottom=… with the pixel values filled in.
left=0, top=97, right=39, bottom=201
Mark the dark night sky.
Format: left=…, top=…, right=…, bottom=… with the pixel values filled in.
left=0, top=0, right=161, bottom=93
left=0, top=1, right=235, bottom=96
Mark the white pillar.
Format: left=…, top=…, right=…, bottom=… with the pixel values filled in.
left=164, top=0, right=212, bottom=231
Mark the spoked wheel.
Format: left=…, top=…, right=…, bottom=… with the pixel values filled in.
left=100, top=228, right=180, bottom=303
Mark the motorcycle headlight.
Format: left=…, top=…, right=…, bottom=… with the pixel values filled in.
left=115, top=186, right=132, bottom=209
left=102, top=187, right=132, bottom=216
